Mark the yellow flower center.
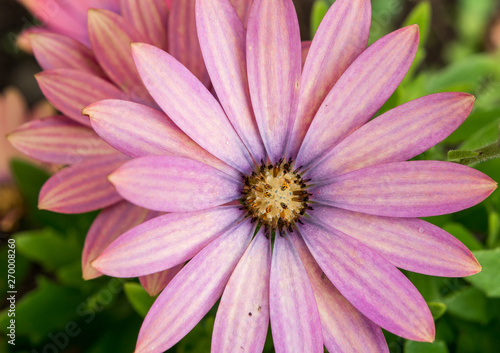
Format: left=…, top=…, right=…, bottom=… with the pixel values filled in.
left=241, top=159, right=311, bottom=236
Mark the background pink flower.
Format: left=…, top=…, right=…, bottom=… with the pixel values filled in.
left=9, top=0, right=254, bottom=295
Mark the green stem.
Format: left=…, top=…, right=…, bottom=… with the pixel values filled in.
left=449, top=140, right=500, bottom=165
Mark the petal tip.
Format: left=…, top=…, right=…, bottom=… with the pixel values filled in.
left=82, top=265, right=102, bottom=280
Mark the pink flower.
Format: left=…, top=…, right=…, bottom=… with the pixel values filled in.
left=82, top=0, right=496, bottom=352
left=9, top=0, right=253, bottom=294
left=0, top=87, right=54, bottom=231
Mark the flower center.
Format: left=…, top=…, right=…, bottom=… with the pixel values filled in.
left=241, top=158, right=311, bottom=236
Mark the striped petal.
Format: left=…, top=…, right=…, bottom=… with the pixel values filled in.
left=8, top=115, right=117, bottom=165
left=312, top=205, right=481, bottom=277
left=17, top=27, right=50, bottom=53
left=120, top=0, right=169, bottom=50
left=30, top=33, right=105, bottom=77
left=139, top=264, right=183, bottom=297
left=93, top=207, right=243, bottom=277
left=82, top=201, right=152, bottom=280
left=88, top=9, right=155, bottom=105
left=39, top=154, right=128, bottom=213
left=196, top=0, right=266, bottom=162
left=18, top=0, right=88, bottom=44
left=168, top=0, right=209, bottom=86
left=68, top=0, right=121, bottom=14
left=296, top=26, right=419, bottom=168
left=289, top=232, right=388, bottom=353
left=313, top=161, right=497, bottom=218
left=135, top=220, right=253, bottom=353
left=132, top=43, right=253, bottom=173
left=35, top=69, right=125, bottom=126
left=109, top=156, right=241, bottom=212
left=246, top=0, right=301, bottom=163
left=270, top=233, right=323, bottom=353
left=212, top=231, right=270, bottom=353
left=230, top=0, right=253, bottom=28
left=299, top=220, right=435, bottom=342
left=310, top=93, right=475, bottom=179
left=84, top=99, right=239, bottom=178
left=287, top=0, right=371, bottom=157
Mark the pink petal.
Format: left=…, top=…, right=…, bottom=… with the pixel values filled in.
left=88, top=9, right=155, bottom=105
left=313, top=161, right=497, bottom=218
left=39, top=154, right=128, bottom=213
left=289, top=232, right=389, bottom=353
left=132, top=43, right=253, bottom=173
left=212, top=231, right=270, bottom=353
left=299, top=220, right=435, bottom=342
left=30, top=33, right=105, bottom=77
left=230, top=0, right=253, bottom=28
left=17, top=27, right=50, bottom=53
left=168, top=0, right=210, bottom=86
left=301, top=41, right=311, bottom=69
left=69, top=0, right=121, bottom=14
left=296, top=25, right=419, bottom=168
left=84, top=99, right=239, bottom=178
left=196, top=0, right=266, bottom=162
left=109, top=156, right=241, bottom=212
left=120, top=0, right=169, bottom=50
left=135, top=220, right=253, bottom=353
left=310, top=93, right=475, bottom=179
left=35, top=69, right=126, bottom=126
left=246, top=0, right=301, bottom=163
left=93, top=206, right=243, bottom=277
left=312, top=205, right=481, bottom=277
left=18, top=0, right=88, bottom=44
left=139, top=264, right=183, bottom=297
left=8, top=115, right=117, bottom=165
left=287, top=0, right=371, bottom=158
left=270, top=233, right=323, bottom=353
left=82, top=201, right=152, bottom=280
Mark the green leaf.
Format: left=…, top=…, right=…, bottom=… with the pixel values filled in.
left=442, top=223, right=483, bottom=251
left=57, top=260, right=90, bottom=290
left=15, top=228, right=81, bottom=271
left=460, top=118, right=500, bottom=151
left=310, top=1, right=329, bottom=37
left=445, top=287, right=489, bottom=324
left=426, top=55, right=497, bottom=94
left=403, top=2, right=431, bottom=44
left=0, top=277, right=86, bottom=343
left=123, top=282, right=156, bottom=318
left=466, top=248, right=500, bottom=297
left=9, top=158, right=50, bottom=207
left=487, top=211, right=500, bottom=248
left=445, top=107, right=500, bottom=145
left=428, top=302, right=447, bottom=320
left=404, top=340, right=448, bottom=353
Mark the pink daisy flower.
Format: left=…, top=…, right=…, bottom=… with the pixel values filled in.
left=9, top=0, right=253, bottom=295
left=83, top=0, right=496, bottom=352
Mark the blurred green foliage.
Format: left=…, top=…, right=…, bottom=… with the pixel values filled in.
left=2, top=0, right=500, bottom=352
